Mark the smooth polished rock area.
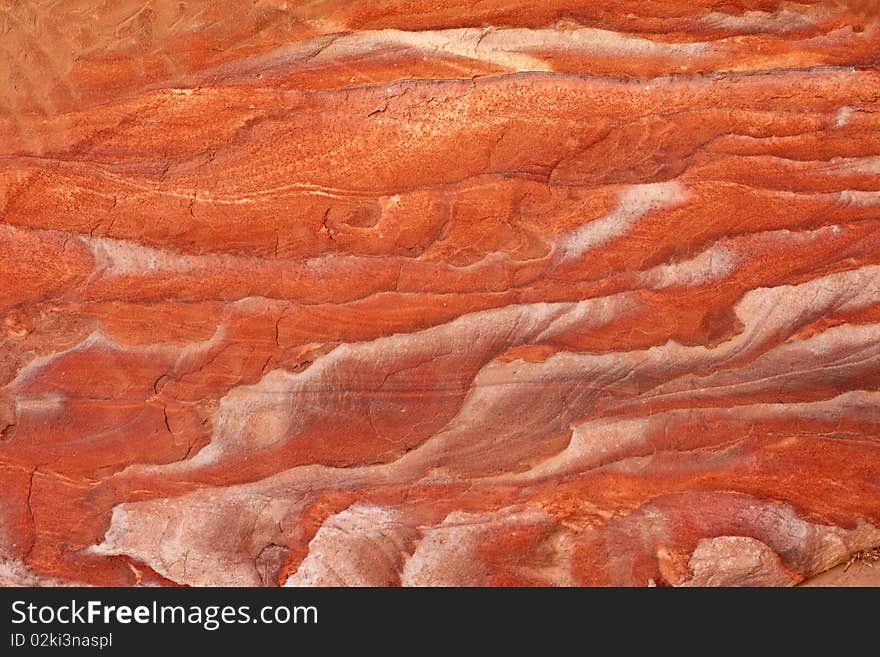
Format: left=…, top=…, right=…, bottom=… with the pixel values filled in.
left=1, top=1, right=879, bottom=586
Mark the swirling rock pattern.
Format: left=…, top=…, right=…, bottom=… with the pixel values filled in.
left=1, top=0, right=880, bottom=587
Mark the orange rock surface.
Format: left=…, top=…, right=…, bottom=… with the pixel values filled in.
left=1, top=0, right=880, bottom=586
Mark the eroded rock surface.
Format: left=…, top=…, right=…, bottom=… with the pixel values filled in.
left=1, top=0, right=879, bottom=586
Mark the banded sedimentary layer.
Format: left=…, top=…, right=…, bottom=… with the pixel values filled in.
left=1, top=0, right=880, bottom=586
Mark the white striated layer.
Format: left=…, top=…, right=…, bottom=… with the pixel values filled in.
left=90, top=238, right=202, bottom=277
left=638, top=245, right=738, bottom=289
left=834, top=106, right=854, bottom=128
left=558, top=181, right=687, bottom=261
left=822, top=155, right=880, bottom=176
left=838, top=190, right=880, bottom=206
left=207, top=26, right=709, bottom=81
left=5, top=327, right=225, bottom=390
left=285, top=504, right=416, bottom=587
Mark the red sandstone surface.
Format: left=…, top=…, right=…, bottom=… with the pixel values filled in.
left=1, top=0, right=879, bottom=587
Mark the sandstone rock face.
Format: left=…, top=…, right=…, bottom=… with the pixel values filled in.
left=1, top=1, right=879, bottom=587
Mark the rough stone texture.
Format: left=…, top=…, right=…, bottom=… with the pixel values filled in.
left=1, top=0, right=880, bottom=587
